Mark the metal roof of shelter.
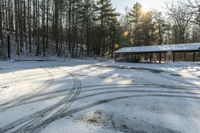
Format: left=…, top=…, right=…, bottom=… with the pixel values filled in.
left=115, top=43, right=200, bottom=53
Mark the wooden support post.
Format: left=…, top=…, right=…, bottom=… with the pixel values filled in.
left=150, top=53, right=152, bottom=63
left=124, top=53, right=126, bottom=62
left=159, top=53, right=161, bottom=64
left=193, top=52, right=196, bottom=62
left=173, top=52, right=175, bottom=62
left=115, top=53, right=117, bottom=62
left=132, top=53, right=134, bottom=62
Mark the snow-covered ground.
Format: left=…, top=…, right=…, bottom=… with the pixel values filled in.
left=0, top=60, right=200, bottom=133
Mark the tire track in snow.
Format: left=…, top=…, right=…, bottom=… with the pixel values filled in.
left=88, top=65, right=199, bottom=89
left=0, top=68, right=55, bottom=113
left=30, top=76, right=81, bottom=133
left=0, top=82, right=200, bottom=132
left=0, top=69, right=82, bottom=133
left=28, top=65, right=200, bottom=132
left=2, top=85, right=200, bottom=132
left=0, top=71, right=18, bottom=91
left=96, top=64, right=200, bottom=88
left=19, top=93, right=200, bottom=133
left=1, top=84, right=199, bottom=112
left=1, top=65, right=199, bottom=132
left=0, top=68, right=54, bottom=88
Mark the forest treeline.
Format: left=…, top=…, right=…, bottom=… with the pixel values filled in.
left=0, top=0, right=199, bottom=58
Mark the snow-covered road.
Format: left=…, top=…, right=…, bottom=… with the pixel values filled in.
left=0, top=60, right=200, bottom=133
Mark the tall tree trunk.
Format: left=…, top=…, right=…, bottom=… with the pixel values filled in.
left=68, top=0, right=72, bottom=55
left=14, top=0, right=19, bottom=54
left=0, top=0, right=3, bottom=45
left=42, top=0, right=46, bottom=56
left=28, top=0, right=32, bottom=53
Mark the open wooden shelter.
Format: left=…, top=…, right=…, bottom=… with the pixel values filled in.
left=114, top=43, right=200, bottom=63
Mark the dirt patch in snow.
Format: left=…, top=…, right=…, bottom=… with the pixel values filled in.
left=82, top=110, right=102, bottom=124
left=76, top=109, right=181, bottom=133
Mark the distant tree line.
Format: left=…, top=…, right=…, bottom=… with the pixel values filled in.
left=0, top=0, right=121, bottom=58
left=120, top=0, right=200, bottom=47
left=0, top=0, right=199, bottom=59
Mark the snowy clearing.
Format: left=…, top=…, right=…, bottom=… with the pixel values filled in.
left=0, top=60, right=200, bottom=133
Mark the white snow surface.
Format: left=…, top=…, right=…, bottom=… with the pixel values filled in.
left=0, top=59, right=200, bottom=133
left=115, top=43, right=200, bottom=53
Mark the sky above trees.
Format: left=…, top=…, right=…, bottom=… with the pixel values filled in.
left=111, top=0, right=172, bottom=14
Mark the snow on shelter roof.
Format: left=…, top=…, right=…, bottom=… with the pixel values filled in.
left=115, top=43, right=200, bottom=53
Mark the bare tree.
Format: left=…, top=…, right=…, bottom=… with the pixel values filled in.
left=166, top=0, right=193, bottom=43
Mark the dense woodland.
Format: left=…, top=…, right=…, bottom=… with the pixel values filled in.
left=0, top=0, right=199, bottom=59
